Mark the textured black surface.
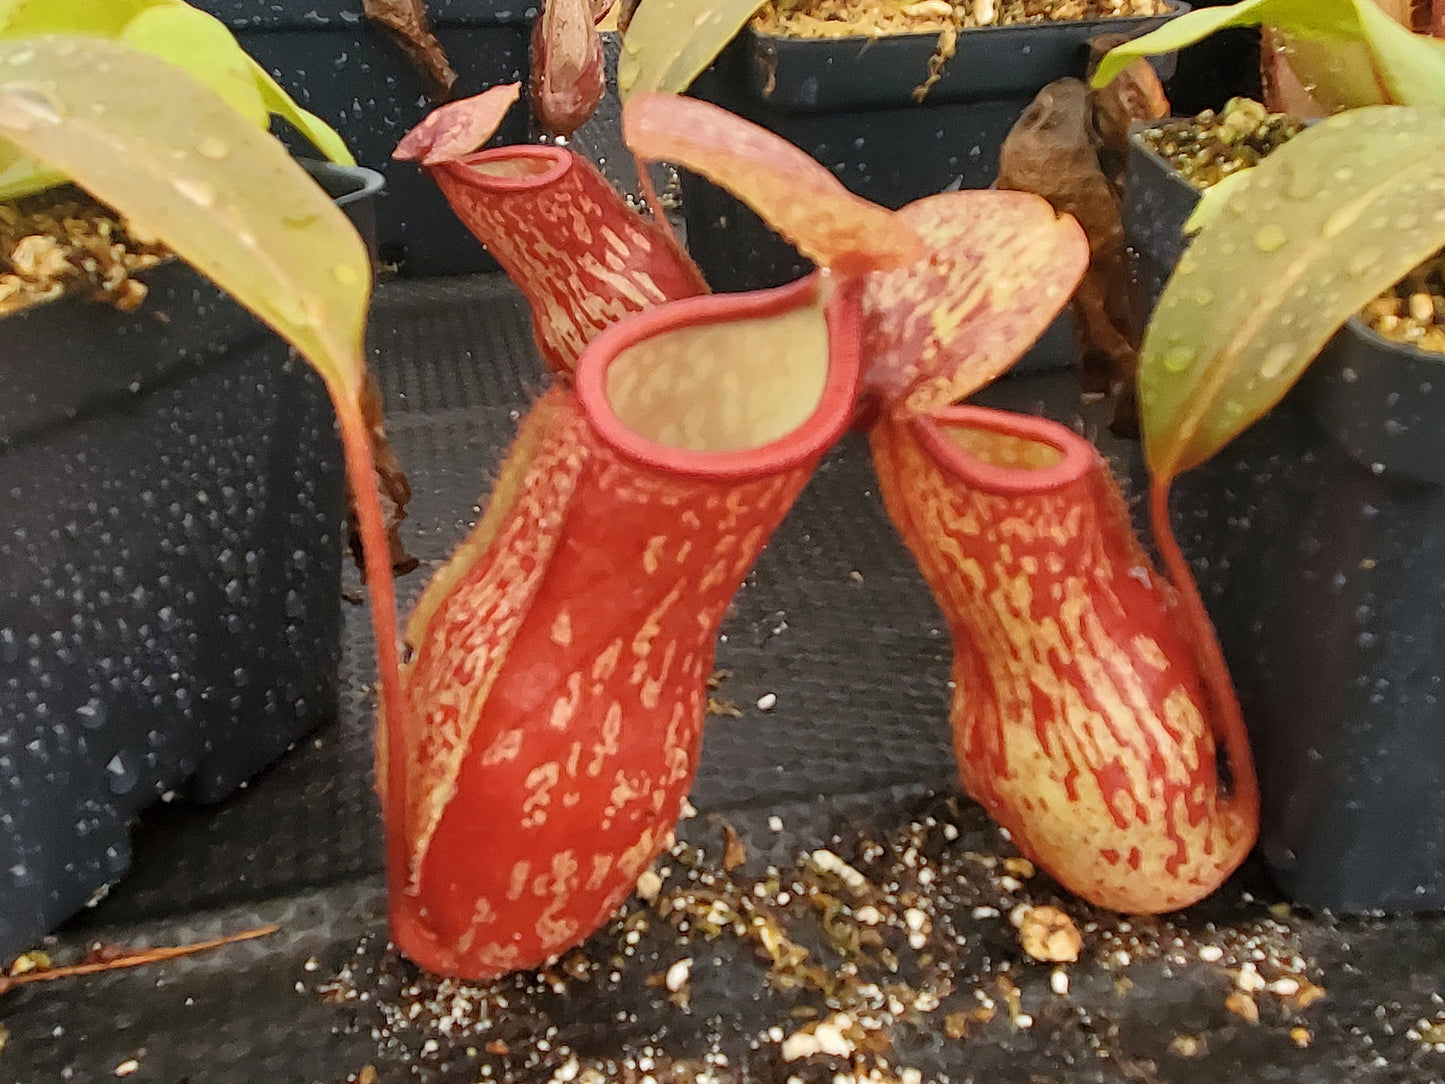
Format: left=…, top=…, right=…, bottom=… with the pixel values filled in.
left=196, top=0, right=531, bottom=276
left=4, top=277, right=1445, bottom=1084
left=0, top=269, right=344, bottom=962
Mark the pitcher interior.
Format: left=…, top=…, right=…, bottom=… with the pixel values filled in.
left=603, top=298, right=830, bottom=453
left=944, top=423, right=1066, bottom=472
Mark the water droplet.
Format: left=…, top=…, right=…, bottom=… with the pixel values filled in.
left=1259, top=343, right=1293, bottom=381
left=1286, top=166, right=1319, bottom=200
left=196, top=136, right=229, bottom=160
left=106, top=753, right=138, bottom=795
left=333, top=263, right=359, bottom=285
left=76, top=698, right=106, bottom=730
left=1322, top=205, right=1356, bottom=239
left=173, top=177, right=216, bottom=208
left=0, top=84, right=62, bottom=130
left=1347, top=246, right=1383, bottom=277
left=1161, top=346, right=1196, bottom=373
left=1253, top=224, right=1287, bottom=253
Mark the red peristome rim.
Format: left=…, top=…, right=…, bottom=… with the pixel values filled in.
left=577, top=274, right=864, bottom=481
left=437, top=144, right=573, bottom=192
left=910, top=404, right=1096, bottom=496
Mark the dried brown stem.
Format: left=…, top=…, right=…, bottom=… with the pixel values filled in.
left=0, top=925, right=278, bottom=996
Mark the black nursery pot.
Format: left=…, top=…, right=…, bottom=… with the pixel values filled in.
left=0, top=164, right=380, bottom=959
left=1119, top=126, right=1200, bottom=334
left=195, top=0, right=532, bottom=277
left=1122, top=128, right=1445, bottom=912
left=1176, top=330, right=1445, bottom=914
left=682, top=2, right=1187, bottom=294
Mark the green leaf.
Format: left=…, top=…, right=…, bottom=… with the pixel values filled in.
left=617, top=0, right=768, bottom=98
left=0, top=0, right=353, bottom=194
left=246, top=57, right=356, bottom=167
left=1092, top=0, right=1445, bottom=110
left=1138, top=105, right=1445, bottom=481
left=0, top=0, right=154, bottom=37
left=120, top=5, right=267, bottom=126
left=0, top=35, right=371, bottom=398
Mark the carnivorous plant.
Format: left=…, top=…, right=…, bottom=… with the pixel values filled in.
left=1092, top=2, right=1445, bottom=709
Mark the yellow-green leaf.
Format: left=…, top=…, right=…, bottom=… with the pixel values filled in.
left=121, top=5, right=267, bottom=126
left=0, top=0, right=353, bottom=189
left=247, top=57, right=356, bottom=166
left=1092, top=0, right=1445, bottom=110
left=0, top=35, right=370, bottom=399
left=0, top=0, right=154, bottom=37
left=618, top=0, right=768, bottom=98
left=1138, top=106, right=1445, bottom=481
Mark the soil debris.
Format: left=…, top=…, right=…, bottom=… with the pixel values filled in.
left=1016, top=904, right=1083, bottom=962
left=753, top=0, right=1166, bottom=37
left=315, top=794, right=1328, bottom=1082
left=1141, top=98, right=1445, bottom=355
left=0, top=187, right=167, bottom=317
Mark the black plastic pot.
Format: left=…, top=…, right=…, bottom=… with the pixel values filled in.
left=196, top=0, right=532, bottom=276
left=0, top=165, right=380, bottom=958
left=682, top=3, right=1188, bottom=294
left=1122, top=126, right=1445, bottom=912
left=1174, top=328, right=1445, bottom=914
left=1120, top=125, right=1200, bottom=335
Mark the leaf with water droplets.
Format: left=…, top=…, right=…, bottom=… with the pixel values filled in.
left=0, top=36, right=370, bottom=398
left=1092, top=0, right=1445, bottom=110
left=623, top=92, right=921, bottom=275
left=120, top=5, right=267, bottom=126
left=1139, top=105, right=1445, bottom=480
left=616, top=0, right=768, bottom=97
left=0, top=0, right=353, bottom=197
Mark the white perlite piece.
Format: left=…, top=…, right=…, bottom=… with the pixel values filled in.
left=811, top=849, right=868, bottom=892
left=664, top=957, right=693, bottom=993
left=780, top=1013, right=856, bottom=1061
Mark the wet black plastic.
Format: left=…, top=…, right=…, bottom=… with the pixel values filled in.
left=681, top=4, right=1187, bottom=293
left=1121, top=127, right=1445, bottom=911
left=1120, top=126, right=1201, bottom=335
left=0, top=170, right=371, bottom=957
left=1172, top=333, right=1445, bottom=913
left=195, top=0, right=532, bottom=276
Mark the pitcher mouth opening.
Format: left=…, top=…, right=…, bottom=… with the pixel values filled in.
left=910, top=404, right=1094, bottom=495
left=577, top=274, right=863, bottom=480
left=445, top=145, right=572, bottom=189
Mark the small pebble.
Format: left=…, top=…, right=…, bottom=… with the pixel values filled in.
left=757, top=693, right=777, bottom=711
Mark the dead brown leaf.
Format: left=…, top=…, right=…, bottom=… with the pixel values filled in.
left=363, top=0, right=458, bottom=102
left=722, top=823, right=747, bottom=871
left=349, top=370, right=419, bottom=580
left=997, top=66, right=1167, bottom=434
